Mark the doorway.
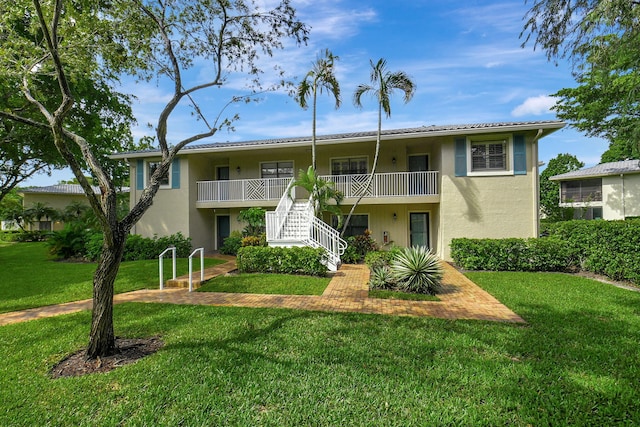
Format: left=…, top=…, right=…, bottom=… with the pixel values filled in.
left=217, top=166, right=230, bottom=201
left=409, top=212, right=430, bottom=248
left=408, top=155, right=429, bottom=195
left=216, top=215, right=230, bottom=250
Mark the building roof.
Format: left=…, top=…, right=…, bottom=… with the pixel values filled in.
left=19, top=184, right=129, bottom=195
left=550, top=159, right=640, bottom=181
left=111, top=120, right=565, bottom=159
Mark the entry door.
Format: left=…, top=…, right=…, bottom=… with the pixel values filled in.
left=216, top=215, right=230, bottom=250
left=217, top=166, right=230, bottom=200
left=408, top=155, right=429, bottom=195
left=409, top=212, right=430, bottom=248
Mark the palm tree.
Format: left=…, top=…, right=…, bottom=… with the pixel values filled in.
left=341, top=58, right=416, bottom=236
left=296, top=49, right=341, bottom=171
left=289, top=166, right=343, bottom=223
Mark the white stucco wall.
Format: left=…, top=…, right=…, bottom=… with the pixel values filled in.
left=603, top=174, right=640, bottom=219
left=437, top=135, right=538, bottom=260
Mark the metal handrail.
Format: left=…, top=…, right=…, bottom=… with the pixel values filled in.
left=188, top=247, right=204, bottom=292
left=158, top=246, right=176, bottom=290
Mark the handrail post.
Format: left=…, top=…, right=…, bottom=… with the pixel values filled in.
left=188, top=247, right=204, bottom=292
left=158, top=246, right=176, bottom=290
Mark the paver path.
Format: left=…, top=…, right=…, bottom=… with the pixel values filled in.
left=0, top=261, right=524, bottom=326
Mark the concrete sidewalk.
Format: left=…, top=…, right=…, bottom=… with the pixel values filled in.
left=0, top=261, right=524, bottom=326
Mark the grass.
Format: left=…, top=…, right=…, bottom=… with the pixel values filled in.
left=1, top=248, right=640, bottom=424
left=197, top=273, right=330, bottom=295
left=369, top=289, right=439, bottom=301
left=0, top=242, right=225, bottom=313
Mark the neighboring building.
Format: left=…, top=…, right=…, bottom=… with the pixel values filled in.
left=111, top=120, right=564, bottom=266
left=550, top=159, right=640, bottom=220
left=19, top=184, right=102, bottom=231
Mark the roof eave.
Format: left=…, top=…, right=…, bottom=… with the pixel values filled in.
left=110, top=121, right=566, bottom=160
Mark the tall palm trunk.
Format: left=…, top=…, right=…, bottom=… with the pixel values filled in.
left=341, top=104, right=382, bottom=237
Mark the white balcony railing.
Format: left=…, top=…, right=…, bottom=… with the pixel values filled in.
left=197, top=177, right=292, bottom=203
left=197, top=171, right=439, bottom=203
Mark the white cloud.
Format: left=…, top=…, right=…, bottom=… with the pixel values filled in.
left=511, top=95, right=557, bottom=117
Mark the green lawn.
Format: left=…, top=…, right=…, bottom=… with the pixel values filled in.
left=198, top=273, right=330, bottom=295
left=0, top=242, right=225, bottom=313
left=1, top=251, right=640, bottom=424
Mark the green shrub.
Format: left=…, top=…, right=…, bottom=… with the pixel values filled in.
left=46, top=224, right=89, bottom=259
left=364, top=247, right=402, bottom=269
left=451, top=219, right=640, bottom=284
left=241, top=233, right=266, bottom=247
left=237, top=246, right=327, bottom=277
left=342, top=230, right=378, bottom=264
left=84, top=232, right=192, bottom=261
left=12, top=230, right=50, bottom=242
left=450, top=237, right=573, bottom=272
left=391, top=246, right=443, bottom=295
left=544, top=219, right=640, bottom=283
left=220, top=231, right=243, bottom=255
left=0, top=230, right=20, bottom=242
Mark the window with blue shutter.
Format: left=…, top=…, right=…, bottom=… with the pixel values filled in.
left=171, top=158, right=180, bottom=189
left=513, top=135, right=526, bottom=175
left=136, top=160, right=144, bottom=190
left=454, top=138, right=467, bottom=177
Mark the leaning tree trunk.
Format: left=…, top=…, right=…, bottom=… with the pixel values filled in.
left=86, top=231, right=127, bottom=359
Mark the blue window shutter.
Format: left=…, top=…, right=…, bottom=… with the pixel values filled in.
left=171, top=158, right=180, bottom=189
left=136, top=160, right=144, bottom=190
left=513, top=135, right=526, bottom=175
left=454, top=138, right=467, bottom=177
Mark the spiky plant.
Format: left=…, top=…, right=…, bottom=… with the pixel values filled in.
left=369, top=265, right=395, bottom=290
left=391, top=246, right=443, bottom=295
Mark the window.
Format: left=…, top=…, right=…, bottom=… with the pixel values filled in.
left=561, top=179, right=602, bottom=203
left=573, top=207, right=603, bottom=220
left=471, top=140, right=507, bottom=172
left=38, top=221, right=52, bottom=231
left=332, top=214, right=368, bottom=237
left=261, top=161, right=293, bottom=178
left=148, top=161, right=169, bottom=187
left=331, top=157, right=367, bottom=175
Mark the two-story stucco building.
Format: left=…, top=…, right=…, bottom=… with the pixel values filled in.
left=112, top=120, right=564, bottom=264
left=550, top=159, right=640, bottom=220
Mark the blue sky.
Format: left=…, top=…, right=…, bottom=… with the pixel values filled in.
left=25, top=0, right=608, bottom=186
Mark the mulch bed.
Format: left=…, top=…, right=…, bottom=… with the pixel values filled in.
left=50, top=337, right=164, bottom=378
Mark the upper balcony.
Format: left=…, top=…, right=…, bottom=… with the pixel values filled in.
left=196, top=171, right=440, bottom=207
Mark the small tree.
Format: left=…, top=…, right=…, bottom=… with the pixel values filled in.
left=238, top=207, right=266, bottom=237
left=540, top=153, right=584, bottom=221
left=0, top=0, right=309, bottom=359
left=289, top=166, right=343, bottom=223
left=342, top=58, right=415, bottom=236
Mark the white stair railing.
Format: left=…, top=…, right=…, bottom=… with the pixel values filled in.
left=158, top=246, right=177, bottom=290
left=188, top=248, right=204, bottom=292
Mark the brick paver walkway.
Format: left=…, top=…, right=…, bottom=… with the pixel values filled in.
left=0, top=261, right=524, bottom=326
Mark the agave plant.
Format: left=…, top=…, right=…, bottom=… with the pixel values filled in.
left=369, top=265, right=395, bottom=290
left=391, top=246, right=443, bottom=295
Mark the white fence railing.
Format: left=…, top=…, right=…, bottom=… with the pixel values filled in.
left=319, top=171, right=439, bottom=199
left=197, top=177, right=292, bottom=202
left=197, top=171, right=438, bottom=203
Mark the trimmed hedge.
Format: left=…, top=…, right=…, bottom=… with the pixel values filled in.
left=546, top=219, right=640, bottom=283
left=236, top=246, right=327, bottom=277
left=451, top=237, right=573, bottom=272
left=85, top=232, right=192, bottom=261
left=451, top=219, right=640, bottom=284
